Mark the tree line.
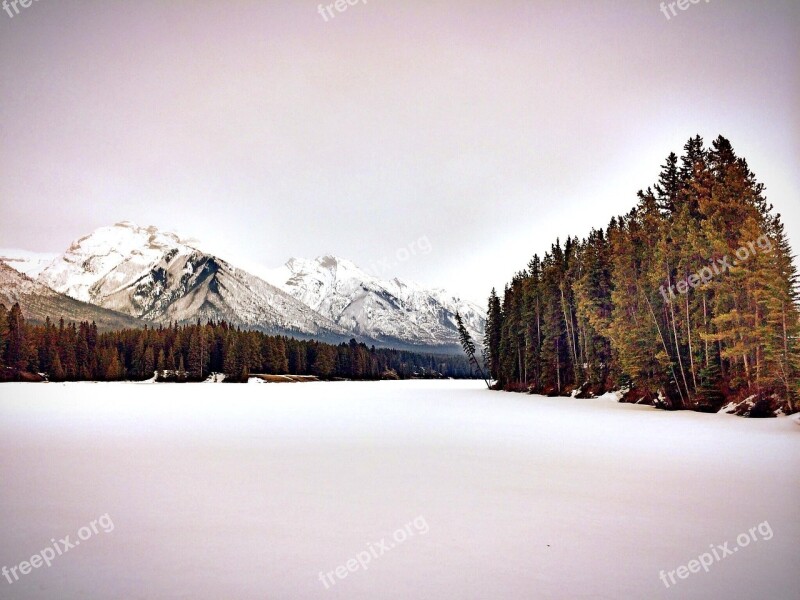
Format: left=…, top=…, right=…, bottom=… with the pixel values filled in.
left=0, top=305, right=474, bottom=382
left=483, top=135, right=799, bottom=414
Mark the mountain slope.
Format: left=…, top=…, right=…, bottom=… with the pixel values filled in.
left=0, top=262, right=143, bottom=331
left=38, top=222, right=349, bottom=337
left=0, top=249, right=58, bottom=279
left=13, top=222, right=485, bottom=350
left=265, top=255, right=486, bottom=348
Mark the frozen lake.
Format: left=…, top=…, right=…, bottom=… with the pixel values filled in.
left=1, top=380, right=798, bottom=599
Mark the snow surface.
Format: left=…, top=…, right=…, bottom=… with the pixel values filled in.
left=0, top=381, right=797, bottom=599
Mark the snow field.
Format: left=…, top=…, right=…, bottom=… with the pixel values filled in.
left=0, top=380, right=797, bottom=599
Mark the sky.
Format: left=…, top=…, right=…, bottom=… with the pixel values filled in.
left=1, top=0, right=798, bottom=305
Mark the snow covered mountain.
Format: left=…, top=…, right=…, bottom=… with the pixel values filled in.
left=36, top=222, right=349, bottom=338
left=2, top=222, right=485, bottom=350
left=264, top=255, right=485, bottom=348
left=0, top=262, right=143, bottom=331
left=0, top=249, right=58, bottom=279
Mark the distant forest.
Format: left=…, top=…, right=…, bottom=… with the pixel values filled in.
left=484, top=135, right=799, bottom=415
left=0, top=305, right=474, bottom=382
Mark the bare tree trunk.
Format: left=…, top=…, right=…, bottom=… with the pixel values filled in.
left=644, top=292, right=686, bottom=408
left=754, top=296, right=761, bottom=393
left=555, top=337, right=561, bottom=394
left=733, top=296, right=752, bottom=389
left=524, top=335, right=529, bottom=385
left=685, top=288, right=698, bottom=392
left=536, top=299, right=542, bottom=388
left=561, top=286, right=580, bottom=385
left=666, top=270, right=691, bottom=405
left=781, top=302, right=793, bottom=407
left=702, top=294, right=709, bottom=369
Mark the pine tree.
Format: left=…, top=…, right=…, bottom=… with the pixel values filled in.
left=0, top=304, right=8, bottom=369
left=483, top=289, right=503, bottom=382
left=655, top=152, right=680, bottom=214
left=5, top=303, right=28, bottom=373
left=188, top=327, right=208, bottom=380
left=311, top=343, right=336, bottom=378
left=488, top=134, right=798, bottom=414
left=50, top=352, right=65, bottom=381
left=456, top=311, right=489, bottom=388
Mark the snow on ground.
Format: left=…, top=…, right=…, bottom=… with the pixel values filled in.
left=0, top=381, right=797, bottom=599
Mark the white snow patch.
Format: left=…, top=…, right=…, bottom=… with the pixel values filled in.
left=718, top=395, right=758, bottom=416
left=596, top=387, right=629, bottom=402
left=0, top=248, right=58, bottom=278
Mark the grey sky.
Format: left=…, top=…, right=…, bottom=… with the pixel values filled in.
left=1, top=0, right=798, bottom=304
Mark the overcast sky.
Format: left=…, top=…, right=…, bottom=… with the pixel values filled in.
left=1, top=0, right=798, bottom=304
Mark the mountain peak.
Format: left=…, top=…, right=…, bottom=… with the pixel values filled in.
left=317, top=255, right=340, bottom=269
left=22, top=223, right=484, bottom=350
left=36, top=224, right=347, bottom=338
left=314, top=255, right=365, bottom=274
left=43, top=223, right=191, bottom=303
left=113, top=220, right=137, bottom=228
left=269, top=254, right=485, bottom=347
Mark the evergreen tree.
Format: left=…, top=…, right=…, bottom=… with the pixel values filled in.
left=0, top=304, right=8, bottom=369
left=483, top=289, right=503, bottom=382
left=487, top=135, right=799, bottom=414
left=5, top=303, right=28, bottom=372
left=456, top=311, right=489, bottom=388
